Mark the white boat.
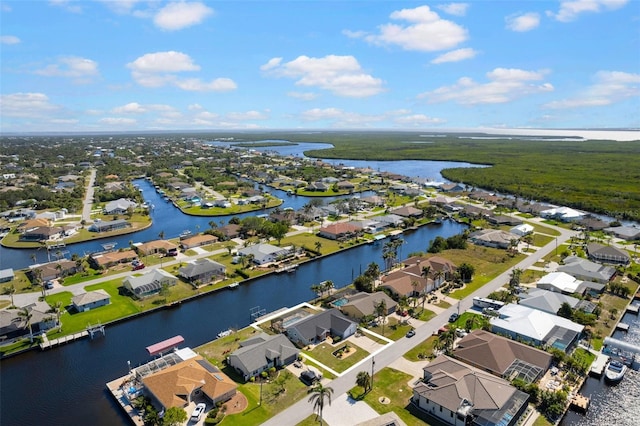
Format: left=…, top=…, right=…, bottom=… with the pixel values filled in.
left=217, top=329, right=232, bottom=339
left=604, top=360, right=627, bottom=383
left=228, top=282, right=239, bottom=289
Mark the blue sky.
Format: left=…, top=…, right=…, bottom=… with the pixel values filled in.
left=1, top=0, right=639, bottom=133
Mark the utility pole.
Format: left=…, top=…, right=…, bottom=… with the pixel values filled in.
left=371, top=357, right=375, bottom=390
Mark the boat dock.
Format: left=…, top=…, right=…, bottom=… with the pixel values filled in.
left=616, top=322, right=630, bottom=331
left=275, top=264, right=297, bottom=273
left=626, top=304, right=639, bottom=315
left=106, top=375, right=144, bottom=426
left=589, top=353, right=610, bottom=376
left=40, top=331, right=89, bottom=350
left=569, top=394, right=590, bottom=412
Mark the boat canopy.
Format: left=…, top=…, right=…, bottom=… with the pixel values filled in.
left=146, top=335, right=184, bottom=356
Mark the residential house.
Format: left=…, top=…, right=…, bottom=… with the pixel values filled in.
left=468, top=229, right=517, bottom=249
left=0, top=268, right=14, bottom=283
left=391, top=206, right=423, bottom=218
left=179, top=234, right=218, bottom=250
left=376, top=214, right=405, bottom=228
left=318, top=222, right=362, bottom=241
left=218, top=224, right=241, bottom=240
left=489, top=304, right=584, bottom=351
left=404, top=255, right=458, bottom=285
left=360, top=195, right=385, bottom=207
left=19, top=226, right=64, bottom=242
left=536, top=271, right=604, bottom=296
left=411, top=354, right=529, bottom=426
left=540, top=206, right=585, bottom=222
left=0, top=301, right=56, bottom=340
left=486, top=215, right=522, bottom=226
left=228, top=333, right=299, bottom=381
left=438, top=183, right=465, bottom=192
left=178, top=258, right=226, bottom=285
left=586, top=242, right=631, bottom=265
left=306, top=182, right=329, bottom=192
left=557, top=256, right=616, bottom=284
left=72, top=289, right=111, bottom=312
left=285, top=308, right=358, bottom=346
left=510, top=224, right=534, bottom=237
left=517, top=289, right=592, bottom=315
left=238, top=243, right=290, bottom=265
left=354, top=412, right=407, bottom=426
left=103, top=198, right=137, bottom=215
left=89, top=249, right=138, bottom=269
left=380, top=269, right=431, bottom=299
left=88, top=219, right=131, bottom=233
left=453, top=329, right=553, bottom=383
left=123, top=269, right=178, bottom=299
left=28, top=260, right=78, bottom=282
left=339, top=292, right=397, bottom=320
left=604, top=225, right=640, bottom=241
left=337, top=181, right=355, bottom=191
left=142, top=355, right=237, bottom=411
left=136, top=240, right=178, bottom=256
left=577, top=217, right=610, bottom=231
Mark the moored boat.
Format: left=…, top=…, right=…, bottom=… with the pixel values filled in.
left=604, top=360, right=627, bottom=384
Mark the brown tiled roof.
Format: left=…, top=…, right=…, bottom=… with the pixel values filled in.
left=137, top=240, right=178, bottom=254
left=91, top=249, right=137, bottom=266
left=453, top=329, right=552, bottom=376
left=319, top=222, right=360, bottom=235
left=180, top=234, right=218, bottom=247
left=142, top=355, right=237, bottom=409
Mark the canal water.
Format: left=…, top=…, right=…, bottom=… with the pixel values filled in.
left=0, top=217, right=466, bottom=426
left=561, top=300, right=640, bottom=426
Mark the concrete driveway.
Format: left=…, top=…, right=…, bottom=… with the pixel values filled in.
left=322, top=393, right=379, bottom=426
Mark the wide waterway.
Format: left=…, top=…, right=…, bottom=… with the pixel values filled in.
left=0, top=215, right=467, bottom=425
left=1, top=150, right=476, bottom=425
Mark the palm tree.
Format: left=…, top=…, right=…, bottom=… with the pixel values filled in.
left=18, top=307, right=34, bottom=343
left=356, top=371, right=372, bottom=394
left=315, top=241, right=322, bottom=254
left=365, top=262, right=380, bottom=282
left=323, top=280, right=334, bottom=297
left=5, top=284, right=16, bottom=307
left=53, top=301, right=63, bottom=332
left=308, top=382, right=334, bottom=424
left=411, top=280, right=419, bottom=309
left=30, top=253, right=37, bottom=264
left=158, top=230, right=165, bottom=240
left=421, top=265, right=431, bottom=292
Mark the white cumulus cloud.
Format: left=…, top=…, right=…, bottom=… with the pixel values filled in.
left=126, top=51, right=236, bottom=91
left=0, top=35, right=21, bottom=45
left=0, top=92, right=61, bottom=117
left=154, top=2, right=213, bottom=31
left=506, top=12, right=540, bottom=32
left=263, top=55, right=384, bottom=98
left=394, top=114, right=446, bottom=126
left=437, top=3, right=469, bottom=16
left=421, top=67, right=553, bottom=104
left=99, top=117, right=137, bottom=125
left=352, top=5, right=468, bottom=52
left=34, top=56, right=99, bottom=83
left=288, top=91, right=319, bottom=101
left=431, top=48, right=478, bottom=64
left=548, top=0, right=628, bottom=22
left=544, top=70, right=640, bottom=108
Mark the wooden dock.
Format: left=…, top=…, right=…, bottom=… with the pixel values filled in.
left=589, top=353, right=609, bottom=377
left=40, top=331, right=88, bottom=350
left=626, top=304, right=639, bottom=315
left=616, top=322, right=630, bottom=331
left=106, top=375, right=145, bottom=426
left=570, top=394, right=590, bottom=412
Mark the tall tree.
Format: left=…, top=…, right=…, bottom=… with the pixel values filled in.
left=5, top=284, right=16, bottom=307
left=356, top=371, right=372, bottom=394
left=18, top=307, right=34, bottom=343
left=308, top=382, right=334, bottom=424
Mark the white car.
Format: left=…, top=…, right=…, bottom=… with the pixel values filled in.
left=191, top=403, right=206, bottom=422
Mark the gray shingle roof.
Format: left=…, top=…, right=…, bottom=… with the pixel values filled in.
left=228, top=333, right=298, bottom=377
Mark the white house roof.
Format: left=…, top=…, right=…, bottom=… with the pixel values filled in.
left=541, top=206, right=585, bottom=220
left=238, top=243, right=289, bottom=263
left=72, top=289, right=110, bottom=307
left=511, top=224, right=534, bottom=236
left=490, top=304, right=584, bottom=342
left=537, top=271, right=582, bottom=293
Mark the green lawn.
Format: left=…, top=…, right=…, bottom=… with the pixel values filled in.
left=303, top=341, right=370, bottom=373
left=45, top=281, right=141, bottom=337
left=350, top=367, right=431, bottom=426
left=403, top=335, right=440, bottom=362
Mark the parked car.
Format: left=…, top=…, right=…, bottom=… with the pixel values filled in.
left=132, top=262, right=145, bottom=271
left=405, top=329, right=416, bottom=338
left=191, top=403, right=206, bottom=421
left=300, top=370, right=321, bottom=385
left=166, top=248, right=178, bottom=257
left=45, top=280, right=54, bottom=289
left=448, top=313, right=459, bottom=323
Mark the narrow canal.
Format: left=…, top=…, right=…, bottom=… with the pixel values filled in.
left=0, top=218, right=467, bottom=426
